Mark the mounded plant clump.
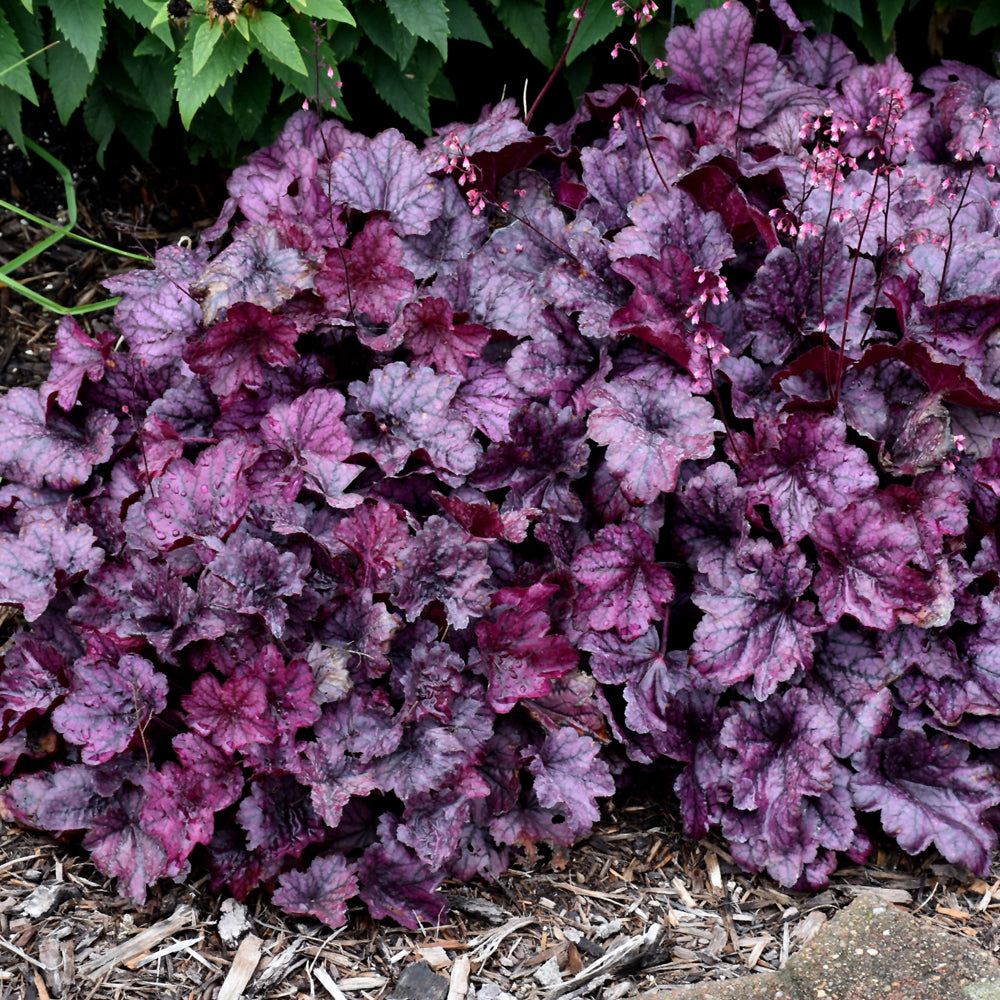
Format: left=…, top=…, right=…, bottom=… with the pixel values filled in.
left=2, top=0, right=1000, bottom=928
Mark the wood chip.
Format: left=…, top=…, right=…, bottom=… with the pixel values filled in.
left=543, top=923, right=663, bottom=1000
left=217, top=934, right=263, bottom=1000
left=78, top=905, right=196, bottom=978
left=447, top=955, right=470, bottom=1000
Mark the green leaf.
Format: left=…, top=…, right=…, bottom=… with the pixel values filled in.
left=248, top=10, right=307, bottom=75
left=191, top=17, right=223, bottom=76
left=355, top=2, right=417, bottom=65
left=564, top=0, right=624, bottom=65
left=109, top=0, right=155, bottom=23
left=46, top=29, right=96, bottom=122
left=971, top=3, right=1000, bottom=33
left=82, top=83, right=117, bottom=163
left=487, top=0, right=552, bottom=65
left=782, top=0, right=832, bottom=32
left=0, top=6, right=35, bottom=100
left=46, top=0, right=106, bottom=69
left=174, top=22, right=250, bottom=127
left=144, top=0, right=176, bottom=48
left=229, top=56, right=272, bottom=139
left=384, top=0, right=449, bottom=58
left=286, top=0, right=355, bottom=25
left=364, top=44, right=432, bottom=133
left=876, top=0, right=905, bottom=37
left=0, top=85, right=25, bottom=145
left=448, top=0, right=490, bottom=45
left=234, top=12, right=250, bottom=40
left=122, top=45, right=174, bottom=125
left=823, top=0, right=864, bottom=26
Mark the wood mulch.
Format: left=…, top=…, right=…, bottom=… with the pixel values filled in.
left=1, top=794, right=998, bottom=1000
left=2, top=117, right=1000, bottom=1000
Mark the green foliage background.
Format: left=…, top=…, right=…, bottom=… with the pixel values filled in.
left=0, top=0, right=633, bottom=165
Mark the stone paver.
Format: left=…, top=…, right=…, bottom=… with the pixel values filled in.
left=639, top=894, right=1000, bottom=999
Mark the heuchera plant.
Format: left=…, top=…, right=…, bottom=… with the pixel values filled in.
left=3, top=0, right=1000, bottom=928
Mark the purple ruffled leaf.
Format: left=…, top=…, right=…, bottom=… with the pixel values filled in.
left=347, top=361, right=480, bottom=483
left=0, top=387, right=117, bottom=491
left=358, top=819, right=446, bottom=929
left=0, top=510, right=103, bottom=621
left=193, top=223, right=317, bottom=325
left=51, top=654, right=167, bottom=766
left=691, top=539, right=822, bottom=700
left=41, top=318, right=117, bottom=412
left=82, top=785, right=175, bottom=902
left=528, top=728, right=615, bottom=839
left=473, top=403, right=589, bottom=520
left=805, top=625, right=895, bottom=758
left=661, top=2, right=780, bottom=128
left=588, top=366, right=722, bottom=503
left=473, top=606, right=579, bottom=713
left=812, top=493, right=945, bottom=631
left=397, top=297, right=491, bottom=376
left=391, top=515, right=493, bottom=629
left=181, top=670, right=278, bottom=754
left=327, top=129, right=444, bottom=236
left=741, top=411, right=878, bottom=544
left=572, top=522, right=674, bottom=641
left=851, top=729, right=1000, bottom=874
left=184, top=303, right=300, bottom=399
left=273, top=854, right=359, bottom=928
left=103, top=243, right=210, bottom=369
left=315, top=217, right=415, bottom=328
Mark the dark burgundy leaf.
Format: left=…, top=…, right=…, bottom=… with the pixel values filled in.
left=184, top=303, right=300, bottom=398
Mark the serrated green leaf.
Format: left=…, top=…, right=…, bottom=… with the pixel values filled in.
left=364, top=44, right=431, bottom=132
left=121, top=45, right=174, bottom=125
left=174, top=23, right=250, bottom=127
left=876, top=0, right=905, bottom=37
left=488, top=0, right=552, bottom=65
left=82, top=83, right=117, bottom=163
left=5, top=0, right=44, bottom=51
left=327, top=20, right=361, bottom=59
left=286, top=0, right=354, bottom=24
left=142, top=2, right=176, bottom=48
left=248, top=10, right=306, bottom=75
left=384, top=0, right=449, bottom=58
left=0, top=85, right=25, bottom=145
left=46, top=0, right=106, bottom=69
left=565, top=0, right=623, bottom=65
left=355, top=2, right=417, bottom=65
left=191, top=17, right=223, bottom=76
left=823, top=0, right=863, bottom=26
left=234, top=13, right=250, bottom=39
left=46, top=29, right=96, bottom=121
left=109, top=0, right=154, bottom=23
left=229, top=56, right=271, bottom=139
left=448, top=0, right=490, bottom=45
left=971, top=3, right=1000, bottom=33
left=0, top=6, right=35, bottom=99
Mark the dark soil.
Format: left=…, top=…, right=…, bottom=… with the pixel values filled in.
left=1, top=101, right=229, bottom=390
